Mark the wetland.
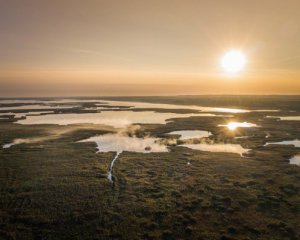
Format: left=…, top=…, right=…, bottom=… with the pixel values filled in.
left=0, top=95, right=300, bottom=240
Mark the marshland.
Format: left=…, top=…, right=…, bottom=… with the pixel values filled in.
left=0, top=95, right=299, bottom=240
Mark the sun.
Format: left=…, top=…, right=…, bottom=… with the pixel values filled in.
left=221, top=50, right=246, bottom=74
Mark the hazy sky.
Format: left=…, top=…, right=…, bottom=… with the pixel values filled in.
left=1, top=0, right=300, bottom=96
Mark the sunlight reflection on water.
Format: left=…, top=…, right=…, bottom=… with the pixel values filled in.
left=16, top=111, right=205, bottom=128
left=168, top=130, right=212, bottom=140
left=218, top=121, right=258, bottom=130
left=181, top=143, right=249, bottom=156
left=79, top=134, right=168, bottom=182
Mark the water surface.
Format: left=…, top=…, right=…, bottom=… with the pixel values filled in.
left=181, top=143, right=249, bottom=156
left=102, top=100, right=250, bottom=113
left=290, top=155, right=300, bottom=166
left=0, top=99, right=102, bottom=104
left=168, top=130, right=212, bottom=140
left=219, top=121, right=258, bottom=130
left=0, top=104, right=77, bottom=110
left=267, top=116, right=300, bottom=121
left=80, top=134, right=168, bottom=182
left=265, top=140, right=300, bottom=147
left=16, top=111, right=216, bottom=128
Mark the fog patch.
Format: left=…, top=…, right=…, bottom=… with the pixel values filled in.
left=79, top=128, right=168, bottom=183
left=3, top=137, right=48, bottom=149
left=2, top=126, right=108, bottom=149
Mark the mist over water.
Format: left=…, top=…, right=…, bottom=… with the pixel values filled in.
left=80, top=134, right=168, bottom=153
left=3, top=98, right=299, bottom=168
left=80, top=132, right=168, bottom=182
left=3, top=138, right=45, bottom=148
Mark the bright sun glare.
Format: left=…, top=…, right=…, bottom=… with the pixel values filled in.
left=226, top=122, right=256, bottom=131
left=227, top=122, right=242, bottom=130
left=221, top=50, right=246, bottom=74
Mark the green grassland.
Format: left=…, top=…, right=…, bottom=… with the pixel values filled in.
left=0, top=96, right=300, bottom=239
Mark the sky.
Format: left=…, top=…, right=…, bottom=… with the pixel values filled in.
left=0, top=0, right=300, bottom=97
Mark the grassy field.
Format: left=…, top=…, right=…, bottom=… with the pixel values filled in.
left=0, top=96, right=300, bottom=239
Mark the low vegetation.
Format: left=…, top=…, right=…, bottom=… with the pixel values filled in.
left=0, top=96, right=300, bottom=239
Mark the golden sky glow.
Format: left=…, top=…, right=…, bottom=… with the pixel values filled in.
left=0, top=0, right=300, bottom=96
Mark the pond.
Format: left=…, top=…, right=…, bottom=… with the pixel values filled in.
left=264, top=140, right=300, bottom=148
left=180, top=143, right=249, bottom=156
left=16, top=111, right=218, bottom=128
left=290, top=155, right=300, bottom=166
left=167, top=130, right=212, bottom=140
left=79, top=134, right=168, bottom=182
